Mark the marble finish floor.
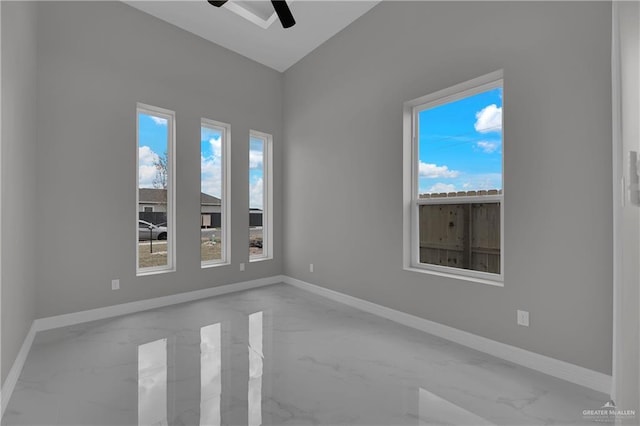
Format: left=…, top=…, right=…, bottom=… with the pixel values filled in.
left=2, top=283, right=608, bottom=426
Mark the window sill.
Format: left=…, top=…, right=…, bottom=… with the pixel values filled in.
left=404, top=266, right=504, bottom=288
left=249, top=256, right=272, bottom=263
left=201, top=261, right=231, bottom=269
left=137, top=267, right=176, bottom=277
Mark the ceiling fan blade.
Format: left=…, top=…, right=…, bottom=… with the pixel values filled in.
left=208, top=1, right=228, bottom=7
left=271, top=0, right=296, bottom=28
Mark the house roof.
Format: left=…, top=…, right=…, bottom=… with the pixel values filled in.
left=139, top=188, right=221, bottom=205
left=200, top=192, right=221, bottom=205
left=139, top=188, right=166, bottom=204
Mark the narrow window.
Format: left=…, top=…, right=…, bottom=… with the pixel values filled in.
left=201, top=119, right=231, bottom=267
left=137, top=104, right=175, bottom=274
left=404, top=71, right=504, bottom=284
left=249, top=131, right=273, bottom=261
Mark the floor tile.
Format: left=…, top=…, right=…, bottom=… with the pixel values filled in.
left=2, top=283, right=608, bottom=425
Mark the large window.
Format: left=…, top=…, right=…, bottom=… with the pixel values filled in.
left=249, top=131, right=273, bottom=261
left=404, top=71, right=504, bottom=284
left=201, top=119, right=231, bottom=267
left=137, top=104, right=175, bottom=274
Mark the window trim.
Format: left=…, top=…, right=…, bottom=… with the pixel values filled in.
left=249, top=130, right=273, bottom=262
left=403, top=70, right=504, bottom=286
left=136, top=103, right=176, bottom=276
left=201, top=118, right=231, bottom=268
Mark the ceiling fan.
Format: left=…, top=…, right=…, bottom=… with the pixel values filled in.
left=208, top=1, right=296, bottom=29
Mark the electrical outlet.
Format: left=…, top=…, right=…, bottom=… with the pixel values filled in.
left=111, top=279, right=120, bottom=290
left=517, top=310, right=529, bottom=327
left=240, top=263, right=245, bottom=272
left=310, top=263, right=314, bottom=273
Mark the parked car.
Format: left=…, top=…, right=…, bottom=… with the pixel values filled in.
left=138, top=220, right=168, bottom=241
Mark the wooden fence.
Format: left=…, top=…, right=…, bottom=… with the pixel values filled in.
left=419, top=190, right=501, bottom=274
left=199, top=212, right=262, bottom=228
left=138, top=212, right=263, bottom=228
left=139, top=212, right=166, bottom=225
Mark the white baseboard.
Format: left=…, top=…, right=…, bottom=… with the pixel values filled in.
left=34, top=275, right=285, bottom=332
left=283, top=276, right=612, bottom=395
left=1, top=275, right=284, bottom=418
left=1, top=323, right=36, bottom=418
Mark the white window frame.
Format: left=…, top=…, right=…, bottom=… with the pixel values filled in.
left=136, top=103, right=176, bottom=276
left=249, top=130, right=273, bottom=262
left=201, top=118, right=231, bottom=268
left=402, top=70, right=504, bottom=286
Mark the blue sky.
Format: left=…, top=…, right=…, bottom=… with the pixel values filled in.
left=249, top=137, right=264, bottom=210
left=138, top=112, right=168, bottom=189
left=201, top=126, right=223, bottom=199
left=138, top=112, right=265, bottom=209
left=201, top=129, right=264, bottom=209
left=418, top=87, right=502, bottom=194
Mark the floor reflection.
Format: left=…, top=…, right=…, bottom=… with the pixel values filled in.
left=138, top=338, right=168, bottom=426
left=200, top=323, right=222, bottom=426
left=248, top=311, right=264, bottom=426
left=418, top=387, right=494, bottom=426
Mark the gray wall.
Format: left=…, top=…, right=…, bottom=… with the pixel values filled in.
left=35, top=1, right=282, bottom=318
left=283, top=2, right=613, bottom=374
left=1, top=1, right=38, bottom=383
left=614, top=0, right=639, bottom=411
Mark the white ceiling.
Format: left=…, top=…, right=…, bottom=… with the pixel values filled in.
left=123, top=1, right=381, bottom=72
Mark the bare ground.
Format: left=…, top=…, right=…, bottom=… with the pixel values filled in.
left=138, top=229, right=263, bottom=268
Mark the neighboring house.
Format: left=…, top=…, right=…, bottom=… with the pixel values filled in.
left=250, top=208, right=263, bottom=228
left=139, top=188, right=222, bottom=227
left=200, top=192, right=222, bottom=228
left=138, top=188, right=221, bottom=213
left=138, top=188, right=169, bottom=213
left=200, top=192, right=221, bottom=214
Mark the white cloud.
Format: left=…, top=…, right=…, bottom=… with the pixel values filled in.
left=250, top=177, right=263, bottom=210
left=418, top=162, right=459, bottom=178
left=427, top=183, right=457, bottom=193
left=209, top=136, right=222, bottom=159
left=139, top=146, right=159, bottom=188
left=201, top=137, right=223, bottom=198
left=460, top=173, right=502, bottom=191
left=249, top=149, right=263, bottom=169
left=474, top=104, right=502, bottom=133
left=150, top=116, right=168, bottom=126
left=139, top=145, right=158, bottom=164
left=201, top=156, right=222, bottom=199
left=476, top=141, right=500, bottom=153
